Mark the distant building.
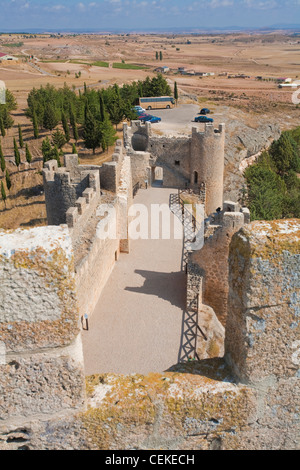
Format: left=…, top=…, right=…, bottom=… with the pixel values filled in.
left=197, top=72, right=215, bottom=77
left=154, top=66, right=169, bottom=74
left=278, top=82, right=298, bottom=88
left=0, top=53, right=18, bottom=61
left=181, top=69, right=195, bottom=76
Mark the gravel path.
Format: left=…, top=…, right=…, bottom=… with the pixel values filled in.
left=82, top=186, right=186, bottom=375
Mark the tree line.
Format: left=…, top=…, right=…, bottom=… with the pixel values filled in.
left=0, top=89, right=17, bottom=136
left=25, top=74, right=172, bottom=155
left=243, top=128, right=300, bottom=220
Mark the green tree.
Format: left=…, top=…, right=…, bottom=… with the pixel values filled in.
left=174, top=81, right=178, bottom=104
left=156, top=51, right=159, bottom=60
left=159, top=51, right=163, bottom=61
left=42, top=137, right=52, bottom=162
left=83, top=107, right=101, bottom=154
left=100, top=116, right=117, bottom=152
left=52, top=128, right=66, bottom=149
left=99, top=92, right=106, bottom=122
left=72, top=142, right=77, bottom=154
left=61, top=110, right=70, bottom=142
left=5, top=89, right=17, bottom=112
left=42, top=137, right=61, bottom=165
left=1, top=180, right=6, bottom=205
left=53, top=145, right=61, bottom=167
left=244, top=164, right=286, bottom=221
left=25, top=143, right=32, bottom=164
left=0, top=142, right=5, bottom=172
left=5, top=170, right=11, bottom=190
left=13, top=137, right=21, bottom=168
left=269, top=132, right=300, bottom=175
left=32, top=110, right=39, bottom=139
left=70, top=106, right=79, bottom=141
left=18, top=124, right=24, bottom=148
left=107, top=99, right=125, bottom=130
left=0, top=118, right=6, bottom=137
left=43, top=105, right=59, bottom=131
left=1, top=107, right=14, bottom=129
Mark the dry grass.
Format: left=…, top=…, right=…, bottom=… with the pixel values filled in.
left=0, top=31, right=299, bottom=230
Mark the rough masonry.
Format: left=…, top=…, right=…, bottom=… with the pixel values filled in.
left=0, top=122, right=298, bottom=450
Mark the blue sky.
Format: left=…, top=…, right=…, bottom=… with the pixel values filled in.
left=0, top=0, right=300, bottom=31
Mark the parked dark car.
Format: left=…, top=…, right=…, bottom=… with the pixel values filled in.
left=141, top=114, right=153, bottom=121
left=199, top=108, right=211, bottom=115
left=194, top=115, right=214, bottom=123
left=142, top=116, right=161, bottom=123
left=138, top=113, right=150, bottom=120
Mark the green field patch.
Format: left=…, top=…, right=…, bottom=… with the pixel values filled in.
left=112, top=63, right=148, bottom=70
left=92, top=61, right=109, bottom=68
left=2, top=42, right=24, bottom=47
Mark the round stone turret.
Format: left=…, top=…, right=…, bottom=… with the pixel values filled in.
left=191, top=123, right=225, bottom=215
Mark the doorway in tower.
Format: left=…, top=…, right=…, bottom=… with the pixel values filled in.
left=194, top=171, right=199, bottom=185
left=151, top=166, right=164, bottom=187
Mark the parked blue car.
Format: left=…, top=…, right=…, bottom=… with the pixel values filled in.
left=194, top=115, right=214, bottom=123
left=199, top=108, right=211, bottom=115
left=141, top=115, right=161, bottom=123
left=147, top=116, right=161, bottom=123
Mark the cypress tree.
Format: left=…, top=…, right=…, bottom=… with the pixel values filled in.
left=72, top=143, right=77, bottom=154
left=70, top=107, right=79, bottom=141
left=18, top=124, right=24, bottom=148
left=159, top=51, right=163, bottom=61
left=61, top=110, right=70, bottom=142
left=0, top=118, right=6, bottom=137
left=156, top=51, right=159, bottom=60
left=100, top=116, right=117, bottom=152
left=2, top=107, right=14, bottom=129
left=25, top=143, right=32, bottom=164
left=83, top=108, right=101, bottom=154
left=32, top=110, right=39, bottom=139
left=43, top=105, right=59, bottom=131
left=52, top=128, right=66, bottom=149
left=99, top=92, right=105, bottom=122
left=13, top=138, right=21, bottom=168
left=174, top=81, right=178, bottom=104
left=269, top=132, right=300, bottom=174
left=1, top=180, right=6, bottom=204
left=42, top=137, right=52, bottom=162
left=0, top=142, right=5, bottom=172
left=5, top=170, right=11, bottom=190
left=53, top=145, right=61, bottom=167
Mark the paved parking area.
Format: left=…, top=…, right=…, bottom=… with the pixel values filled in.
left=82, top=186, right=186, bottom=375
left=145, top=103, right=222, bottom=136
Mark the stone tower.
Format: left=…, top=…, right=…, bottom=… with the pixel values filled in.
left=191, top=123, right=225, bottom=215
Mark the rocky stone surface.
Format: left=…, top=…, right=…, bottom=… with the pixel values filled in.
left=224, top=121, right=281, bottom=202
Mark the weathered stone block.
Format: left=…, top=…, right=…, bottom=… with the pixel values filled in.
left=225, top=219, right=300, bottom=383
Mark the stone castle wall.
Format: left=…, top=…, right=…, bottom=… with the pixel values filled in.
left=75, top=210, right=120, bottom=319
left=123, top=121, right=225, bottom=215
left=0, top=220, right=298, bottom=450
left=0, top=226, right=86, bottom=448
left=191, top=124, right=225, bottom=215
left=42, top=142, right=133, bottom=319
left=189, top=204, right=247, bottom=326
left=43, top=155, right=101, bottom=226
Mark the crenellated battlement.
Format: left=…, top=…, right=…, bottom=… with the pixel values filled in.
left=65, top=179, right=99, bottom=243
left=192, top=122, right=225, bottom=137
left=43, top=156, right=101, bottom=227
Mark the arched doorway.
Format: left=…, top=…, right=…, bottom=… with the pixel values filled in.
left=194, top=171, right=198, bottom=185
left=151, top=166, right=164, bottom=186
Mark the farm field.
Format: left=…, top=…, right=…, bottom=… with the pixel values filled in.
left=0, top=31, right=299, bottom=229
